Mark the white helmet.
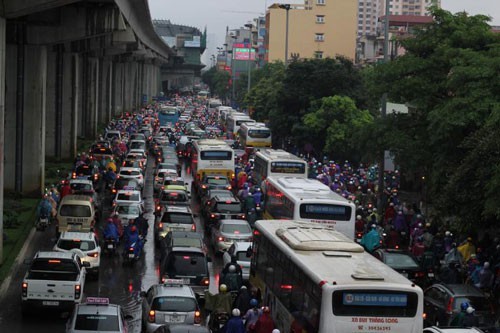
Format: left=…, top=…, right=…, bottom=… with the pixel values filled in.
left=232, top=308, right=241, bottom=317
left=272, top=330, right=281, bottom=333
left=466, top=306, right=475, bottom=314
left=356, top=215, right=362, bottom=220
left=228, top=265, right=237, bottom=273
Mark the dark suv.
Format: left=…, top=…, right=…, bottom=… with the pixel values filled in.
left=202, top=196, right=245, bottom=232
left=197, top=175, right=232, bottom=198
left=200, top=189, right=236, bottom=207
left=423, top=283, right=496, bottom=331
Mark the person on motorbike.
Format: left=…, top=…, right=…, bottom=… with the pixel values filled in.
left=111, top=213, right=124, bottom=238
left=206, top=284, right=233, bottom=330
left=134, top=212, right=148, bottom=238
left=444, top=243, right=464, bottom=266
left=222, top=308, right=245, bottom=333
left=103, top=218, right=120, bottom=243
left=475, top=261, right=494, bottom=290
left=355, top=215, right=365, bottom=235
left=36, top=194, right=53, bottom=220
left=458, top=237, right=476, bottom=262
left=233, top=286, right=251, bottom=316
left=244, top=299, right=262, bottom=332
left=360, top=224, right=381, bottom=253
left=103, top=167, right=117, bottom=187
left=124, top=225, right=142, bottom=257
left=220, top=265, right=243, bottom=292
left=450, top=302, right=469, bottom=327
left=253, top=306, right=275, bottom=333
left=411, top=236, right=426, bottom=260
left=444, top=231, right=454, bottom=253
left=252, top=187, right=262, bottom=206
left=462, top=307, right=479, bottom=327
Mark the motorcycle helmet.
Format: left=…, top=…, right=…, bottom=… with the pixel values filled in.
left=130, top=226, right=137, bottom=232
left=460, top=302, right=470, bottom=311
left=232, top=308, right=241, bottom=317
left=262, top=306, right=270, bottom=313
left=219, top=284, right=228, bottom=293
left=466, top=307, right=475, bottom=314
left=250, top=299, right=258, bottom=307
left=228, top=265, right=237, bottom=273
left=356, top=215, right=362, bottom=220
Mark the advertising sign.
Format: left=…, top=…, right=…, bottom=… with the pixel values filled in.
left=234, top=48, right=256, bottom=60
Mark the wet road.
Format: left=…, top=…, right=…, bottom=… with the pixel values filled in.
left=0, top=155, right=222, bottom=333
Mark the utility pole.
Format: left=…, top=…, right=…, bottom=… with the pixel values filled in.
left=244, top=23, right=253, bottom=94
left=377, top=0, right=391, bottom=213
left=279, top=4, right=291, bottom=67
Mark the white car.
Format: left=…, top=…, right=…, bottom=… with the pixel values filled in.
left=126, top=151, right=147, bottom=167
left=54, top=231, right=101, bottom=274
left=223, top=241, right=252, bottom=280
left=66, top=297, right=132, bottom=333
left=129, top=140, right=147, bottom=153
left=118, top=167, right=144, bottom=188
left=112, top=203, right=143, bottom=222
left=211, top=219, right=253, bottom=254
left=154, top=168, right=179, bottom=193
left=113, top=190, right=143, bottom=207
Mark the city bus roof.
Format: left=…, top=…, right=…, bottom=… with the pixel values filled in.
left=255, top=220, right=418, bottom=288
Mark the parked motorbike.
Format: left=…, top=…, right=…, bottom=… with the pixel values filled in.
left=208, top=311, right=230, bottom=333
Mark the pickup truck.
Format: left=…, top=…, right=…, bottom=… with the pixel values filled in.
left=21, top=251, right=89, bottom=314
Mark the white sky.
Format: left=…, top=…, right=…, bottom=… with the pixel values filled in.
left=147, top=0, right=500, bottom=65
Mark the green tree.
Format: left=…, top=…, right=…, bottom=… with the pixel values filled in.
left=212, top=70, right=231, bottom=100
left=303, top=96, right=373, bottom=161
left=363, top=8, right=500, bottom=228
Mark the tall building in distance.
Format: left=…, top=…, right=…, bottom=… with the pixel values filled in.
left=265, top=0, right=358, bottom=62
left=357, top=0, right=440, bottom=63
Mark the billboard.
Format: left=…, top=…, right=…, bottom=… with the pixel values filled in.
left=184, top=36, right=201, bottom=47
left=234, top=48, right=256, bottom=60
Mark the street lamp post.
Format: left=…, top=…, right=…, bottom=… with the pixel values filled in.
left=230, top=35, right=237, bottom=105
left=244, top=23, right=253, bottom=94
left=279, top=4, right=291, bottom=67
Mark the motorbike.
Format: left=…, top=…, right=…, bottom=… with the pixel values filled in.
left=104, top=238, right=118, bottom=255
left=123, top=236, right=145, bottom=264
left=208, top=311, right=230, bottom=333
left=355, top=231, right=364, bottom=243
left=35, top=214, right=50, bottom=231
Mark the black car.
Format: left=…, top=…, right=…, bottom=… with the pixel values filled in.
left=373, top=249, right=428, bottom=286
left=202, top=196, right=245, bottom=232
left=111, top=178, right=141, bottom=196
left=423, top=283, right=496, bottom=331
left=197, top=175, right=232, bottom=198
left=159, top=231, right=206, bottom=263
left=200, top=189, right=236, bottom=207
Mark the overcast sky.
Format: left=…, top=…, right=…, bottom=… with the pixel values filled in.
left=148, top=0, right=500, bottom=65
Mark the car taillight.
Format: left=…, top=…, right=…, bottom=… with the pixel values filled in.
left=156, top=205, right=161, bottom=211
left=191, top=224, right=196, bottom=231
left=72, top=172, right=76, bottom=179
left=129, top=247, right=134, bottom=252
left=446, top=297, right=454, bottom=315
left=88, top=252, right=98, bottom=258
left=239, top=214, right=246, bottom=219
left=22, top=282, right=28, bottom=297
left=218, top=236, right=224, bottom=242
left=201, top=184, right=207, bottom=189
left=93, top=174, right=98, bottom=180
left=200, top=277, right=210, bottom=286
left=226, top=185, right=232, bottom=190
left=148, top=310, right=156, bottom=323
left=194, top=310, right=201, bottom=324
left=415, top=271, right=425, bottom=278
left=75, top=284, right=81, bottom=299
left=112, top=189, right=116, bottom=193
left=158, top=222, right=164, bottom=229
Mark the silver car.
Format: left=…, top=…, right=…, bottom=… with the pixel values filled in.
left=141, top=281, right=201, bottom=333
left=211, top=219, right=253, bottom=254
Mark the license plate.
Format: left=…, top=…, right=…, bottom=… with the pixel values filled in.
left=43, top=301, right=59, bottom=306
left=107, top=244, right=114, bottom=249
left=166, top=314, right=183, bottom=323
left=428, top=273, right=434, bottom=277
left=128, top=253, right=135, bottom=259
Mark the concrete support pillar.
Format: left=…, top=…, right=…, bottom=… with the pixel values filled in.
left=98, top=58, right=112, bottom=125
left=23, top=45, right=47, bottom=193
left=105, top=60, right=112, bottom=123
left=45, top=47, right=57, bottom=158
left=60, top=52, right=74, bottom=159
left=0, top=17, right=6, bottom=264
left=86, top=57, right=99, bottom=139
left=70, top=53, right=79, bottom=157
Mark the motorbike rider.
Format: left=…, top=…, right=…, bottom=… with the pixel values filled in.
left=103, top=167, right=117, bottom=187
left=360, top=224, right=381, bottom=253
left=462, top=307, right=479, bottom=327
left=36, top=194, right=53, bottom=221
left=244, top=299, right=262, bottom=332
left=206, top=284, right=233, bottom=330
left=222, top=308, right=245, bottom=333
left=233, top=286, right=251, bottom=316
left=450, top=302, right=469, bottom=327
left=134, top=212, right=149, bottom=238
left=123, top=225, right=143, bottom=257
left=103, top=218, right=120, bottom=243
left=253, top=306, right=275, bottom=333
left=220, top=265, right=243, bottom=292
left=355, top=215, right=365, bottom=235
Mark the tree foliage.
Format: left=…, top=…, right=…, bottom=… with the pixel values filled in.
left=201, top=67, right=231, bottom=99
left=303, top=96, right=373, bottom=160
left=363, top=8, right=500, bottom=228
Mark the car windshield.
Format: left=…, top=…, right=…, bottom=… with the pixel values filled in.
left=120, top=170, right=140, bottom=176
left=75, top=166, right=92, bottom=175
left=117, top=205, right=140, bottom=215
left=207, top=178, right=228, bottom=185
left=384, top=253, right=420, bottom=269
left=221, top=223, right=251, bottom=234
left=172, top=237, right=202, bottom=248
left=57, top=239, right=96, bottom=251
left=236, top=251, right=251, bottom=262
left=166, top=253, right=207, bottom=276
left=117, top=193, right=140, bottom=201
left=59, top=205, right=91, bottom=217
left=162, top=213, right=193, bottom=224
left=123, top=161, right=139, bottom=168
left=130, top=142, right=145, bottom=149
left=160, top=192, right=188, bottom=203
left=454, top=296, right=489, bottom=312
left=115, top=179, right=139, bottom=189
left=74, top=314, right=119, bottom=331
left=216, top=203, right=241, bottom=213
left=152, top=297, right=197, bottom=312
left=70, top=183, right=93, bottom=192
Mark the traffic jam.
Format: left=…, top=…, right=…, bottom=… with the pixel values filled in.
left=17, top=93, right=499, bottom=333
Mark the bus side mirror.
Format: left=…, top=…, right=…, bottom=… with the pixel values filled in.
left=246, top=247, right=253, bottom=258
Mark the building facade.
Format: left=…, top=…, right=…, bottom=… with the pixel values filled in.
left=265, top=0, right=358, bottom=62
left=152, top=20, right=206, bottom=92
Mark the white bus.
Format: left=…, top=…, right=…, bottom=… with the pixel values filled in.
left=190, top=139, right=235, bottom=182
left=237, top=122, right=272, bottom=149
left=226, top=114, right=255, bottom=138
left=253, top=149, right=308, bottom=183
left=208, top=98, right=222, bottom=109
left=250, top=220, right=424, bottom=333
left=263, top=176, right=356, bottom=239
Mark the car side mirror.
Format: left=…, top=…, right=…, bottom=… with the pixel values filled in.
left=246, top=247, right=253, bottom=258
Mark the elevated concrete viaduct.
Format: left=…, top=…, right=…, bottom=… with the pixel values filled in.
left=0, top=0, right=173, bottom=262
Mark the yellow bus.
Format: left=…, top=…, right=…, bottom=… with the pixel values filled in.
left=190, top=139, right=235, bottom=183
left=237, top=122, right=272, bottom=149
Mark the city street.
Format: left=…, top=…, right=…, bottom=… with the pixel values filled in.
left=0, top=156, right=222, bottom=333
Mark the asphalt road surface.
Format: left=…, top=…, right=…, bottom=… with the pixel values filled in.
left=0, top=155, right=222, bottom=333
